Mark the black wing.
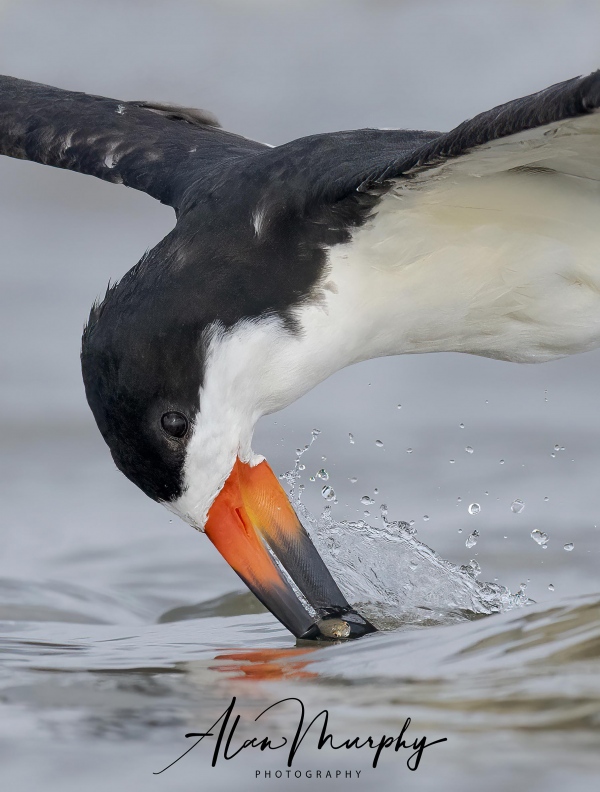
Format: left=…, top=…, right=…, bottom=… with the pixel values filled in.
left=265, top=69, right=600, bottom=208
left=375, top=69, right=600, bottom=184
left=0, top=75, right=267, bottom=211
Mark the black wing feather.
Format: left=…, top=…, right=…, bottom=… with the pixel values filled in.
left=0, top=75, right=266, bottom=210
left=374, top=69, right=600, bottom=184
left=3, top=71, right=599, bottom=218
left=247, top=70, right=599, bottom=220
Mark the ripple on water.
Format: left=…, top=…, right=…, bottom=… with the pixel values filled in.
left=305, top=594, right=600, bottom=731
left=0, top=578, right=144, bottom=626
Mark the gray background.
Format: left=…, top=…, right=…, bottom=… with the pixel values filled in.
left=1, top=2, right=600, bottom=791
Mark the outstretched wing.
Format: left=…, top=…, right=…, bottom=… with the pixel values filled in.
left=375, top=69, right=600, bottom=185
left=263, top=70, right=600, bottom=366
left=272, top=70, right=599, bottom=197
left=0, top=75, right=267, bottom=211
left=252, top=70, right=599, bottom=234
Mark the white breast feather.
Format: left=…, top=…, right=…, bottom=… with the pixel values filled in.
left=172, top=110, right=600, bottom=528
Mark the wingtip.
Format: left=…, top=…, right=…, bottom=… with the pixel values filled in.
left=579, top=68, right=600, bottom=112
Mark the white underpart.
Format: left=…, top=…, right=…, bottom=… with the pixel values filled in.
left=172, top=111, right=600, bottom=529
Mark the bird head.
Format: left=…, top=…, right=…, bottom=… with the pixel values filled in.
left=81, top=216, right=376, bottom=642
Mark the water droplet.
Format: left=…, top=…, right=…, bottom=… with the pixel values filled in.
left=550, top=453, right=556, bottom=458
left=544, top=496, right=549, bottom=502
left=457, top=496, right=462, bottom=502
left=309, top=476, right=315, bottom=482
left=317, top=469, right=329, bottom=481
left=298, top=464, right=305, bottom=471
left=375, top=440, right=384, bottom=448
left=409, top=519, right=415, bottom=526
left=466, top=529, right=479, bottom=548
left=531, top=529, right=549, bottom=546
left=449, top=459, right=455, bottom=464
left=459, top=423, right=465, bottom=429
left=554, top=444, right=560, bottom=451
left=465, top=446, right=474, bottom=454
left=499, top=459, right=505, bottom=465
left=361, top=495, right=374, bottom=505
left=458, top=528, right=463, bottom=533
left=409, top=560, right=418, bottom=570
left=511, top=499, right=525, bottom=514
left=363, top=510, right=370, bottom=517
left=349, top=477, right=357, bottom=484
left=548, top=583, right=555, bottom=591
left=373, top=488, right=379, bottom=494
left=406, top=447, right=413, bottom=454
left=348, top=433, right=355, bottom=444
left=397, top=404, right=402, bottom=410
left=423, top=515, right=429, bottom=522
left=321, top=456, right=327, bottom=461
left=321, top=486, right=335, bottom=501
left=564, top=542, right=574, bottom=552
left=468, top=503, right=481, bottom=515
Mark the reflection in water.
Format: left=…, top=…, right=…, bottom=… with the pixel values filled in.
left=211, top=648, right=318, bottom=681
left=3, top=591, right=599, bottom=729
left=1, top=578, right=600, bottom=791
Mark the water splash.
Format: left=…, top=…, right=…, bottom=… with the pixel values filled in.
left=465, top=529, right=479, bottom=548
left=321, top=486, right=335, bottom=501
left=281, top=446, right=530, bottom=630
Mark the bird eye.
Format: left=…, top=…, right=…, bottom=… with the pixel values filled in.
left=161, top=411, right=188, bottom=438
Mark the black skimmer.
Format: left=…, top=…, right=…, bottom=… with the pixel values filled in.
left=1, top=72, right=599, bottom=640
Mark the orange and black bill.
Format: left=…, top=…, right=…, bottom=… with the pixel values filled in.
left=205, top=458, right=377, bottom=641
